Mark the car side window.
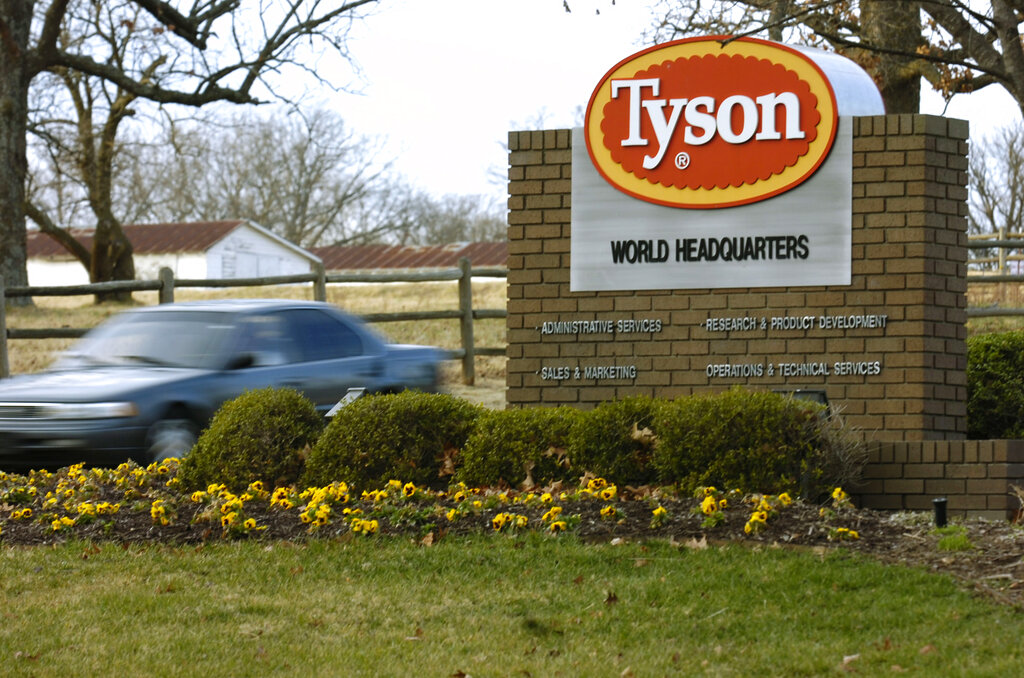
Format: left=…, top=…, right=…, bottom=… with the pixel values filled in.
left=236, top=314, right=297, bottom=366
left=279, top=309, right=364, bottom=362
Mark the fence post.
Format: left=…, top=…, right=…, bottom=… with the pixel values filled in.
left=313, top=261, right=327, bottom=302
left=458, top=257, right=475, bottom=386
left=0, top=275, right=8, bottom=379
left=999, top=226, right=1007, bottom=275
left=158, top=267, right=175, bottom=304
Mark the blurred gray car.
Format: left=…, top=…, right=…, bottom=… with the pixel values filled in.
left=0, top=299, right=445, bottom=470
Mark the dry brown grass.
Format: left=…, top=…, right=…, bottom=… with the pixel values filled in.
left=4, top=281, right=509, bottom=392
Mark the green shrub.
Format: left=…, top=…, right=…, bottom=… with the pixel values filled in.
left=568, top=396, right=663, bottom=485
left=177, top=387, right=323, bottom=492
left=458, top=407, right=584, bottom=488
left=652, top=387, right=852, bottom=497
left=302, top=392, right=482, bottom=490
left=967, top=330, right=1024, bottom=439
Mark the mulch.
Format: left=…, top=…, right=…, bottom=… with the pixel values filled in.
left=4, top=479, right=1024, bottom=609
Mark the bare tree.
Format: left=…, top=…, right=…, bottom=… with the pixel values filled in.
left=120, top=108, right=393, bottom=248
left=392, top=192, right=507, bottom=246
left=597, top=1, right=1024, bottom=117
left=969, top=122, right=1024, bottom=271
left=0, top=0, right=377, bottom=303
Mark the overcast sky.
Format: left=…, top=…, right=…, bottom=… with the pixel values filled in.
left=324, top=0, right=1022, bottom=202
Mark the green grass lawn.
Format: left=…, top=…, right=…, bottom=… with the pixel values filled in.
left=1, top=537, right=1021, bottom=677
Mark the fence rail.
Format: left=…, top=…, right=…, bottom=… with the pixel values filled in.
left=967, top=234, right=1024, bottom=318
left=0, top=257, right=507, bottom=383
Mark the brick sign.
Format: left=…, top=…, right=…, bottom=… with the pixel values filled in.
left=507, top=38, right=969, bottom=444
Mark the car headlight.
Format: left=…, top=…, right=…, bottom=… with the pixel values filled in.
left=35, top=402, right=139, bottom=420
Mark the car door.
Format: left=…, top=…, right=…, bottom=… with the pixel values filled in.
left=270, top=308, right=385, bottom=411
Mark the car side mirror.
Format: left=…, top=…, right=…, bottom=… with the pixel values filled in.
left=225, top=353, right=256, bottom=371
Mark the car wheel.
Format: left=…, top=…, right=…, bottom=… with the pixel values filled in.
left=147, top=419, right=198, bottom=463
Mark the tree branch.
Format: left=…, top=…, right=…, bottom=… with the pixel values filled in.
left=24, top=201, right=91, bottom=268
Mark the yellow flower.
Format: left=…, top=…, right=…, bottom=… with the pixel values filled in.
left=587, top=477, right=607, bottom=491
left=446, top=508, right=459, bottom=522
left=702, top=486, right=717, bottom=497
left=540, top=493, right=553, bottom=504
left=514, top=515, right=528, bottom=529
left=243, top=518, right=258, bottom=530
left=548, top=520, right=567, bottom=533
left=600, top=505, right=618, bottom=520
left=51, top=516, right=75, bottom=532
left=403, top=482, right=417, bottom=498
left=492, top=513, right=510, bottom=531
left=652, top=505, right=667, bottom=518
left=600, top=485, right=617, bottom=501
left=221, top=512, right=238, bottom=528
left=701, top=495, right=719, bottom=515
left=452, top=490, right=467, bottom=503
left=832, top=487, right=848, bottom=502
left=778, top=492, right=792, bottom=507
left=831, top=527, right=860, bottom=541
left=190, top=491, right=207, bottom=503
left=718, top=498, right=728, bottom=510
left=541, top=506, right=563, bottom=522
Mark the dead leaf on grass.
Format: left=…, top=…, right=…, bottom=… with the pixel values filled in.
left=420, top=531, right=435, bottom=547
left=919, top=644, right=937, bottom=655
left=685, top=536, right=708, bottom=550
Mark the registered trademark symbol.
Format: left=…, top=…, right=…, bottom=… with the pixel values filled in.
left=674, top=152, right=690, bottom=170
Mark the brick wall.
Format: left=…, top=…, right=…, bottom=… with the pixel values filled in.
left=507, top=115, right=969, bottom=442
left=860, top=440, right=1024, bottom=520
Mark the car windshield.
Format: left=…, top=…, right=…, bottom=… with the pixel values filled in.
left=57, top=310, right=237, bottom=370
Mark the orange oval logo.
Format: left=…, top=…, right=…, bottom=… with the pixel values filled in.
left=585, top=37, right=838, bottom=209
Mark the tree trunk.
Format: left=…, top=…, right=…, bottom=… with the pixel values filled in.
left=861, top=0, right=923, bottom=114
left=90, top=216, right=135, bottom=303
left=0, top=2, right=33, bottom=305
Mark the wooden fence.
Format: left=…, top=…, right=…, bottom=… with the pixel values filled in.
left=967, top=235, right=1024, bottom=318
left=0, top=257, right=507, bottom=384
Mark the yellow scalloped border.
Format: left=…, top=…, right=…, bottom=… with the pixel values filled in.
left=584, top=37, right=838, bottom=209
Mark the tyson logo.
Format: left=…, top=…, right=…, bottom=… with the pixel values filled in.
left=585, top=37, right=839, bottom=209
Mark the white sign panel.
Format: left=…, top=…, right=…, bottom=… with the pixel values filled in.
left=569, top=121, right=852, bottom=292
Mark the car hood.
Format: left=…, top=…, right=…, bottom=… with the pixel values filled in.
left=0, top=367, right=207, bottom=403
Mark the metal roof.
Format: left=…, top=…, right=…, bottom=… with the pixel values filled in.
left=27, top=221, right=246, bottom=258
left=27, top=222, right=507, bottom=271
left=310, top=241, right=507, bottom=271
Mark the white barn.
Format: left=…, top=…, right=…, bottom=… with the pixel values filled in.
left=26, top=220, right=321, bottom=286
